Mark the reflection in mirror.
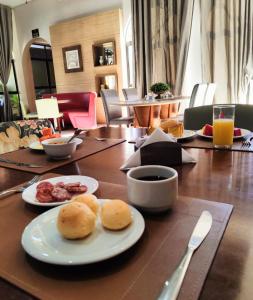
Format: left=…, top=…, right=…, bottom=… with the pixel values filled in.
left=93, top=41, right=116, bottom=66
left=95, top=74, right=118, bottom=97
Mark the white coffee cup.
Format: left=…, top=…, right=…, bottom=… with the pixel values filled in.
left=127, top=165, right=178, bottom=212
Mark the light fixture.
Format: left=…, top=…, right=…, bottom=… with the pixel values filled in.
left=35, top=98, right=60, bottom=119
left=35, top=98, right=63, bottom=133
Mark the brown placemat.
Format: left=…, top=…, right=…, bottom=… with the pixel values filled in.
left=181, top=135, right=253, bottom=152
left=0, top=173, right=232, bottom=300
left=0, top=137, right=125, bottom=174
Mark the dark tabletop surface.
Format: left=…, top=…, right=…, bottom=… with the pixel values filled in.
left=0, top=127, right=253, bottom=300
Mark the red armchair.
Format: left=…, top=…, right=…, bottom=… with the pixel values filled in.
left=42, top=92, right=97, bottom=129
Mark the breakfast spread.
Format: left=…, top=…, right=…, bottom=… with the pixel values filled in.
left=202, top=124, right=241, bottom=136
left=48, top=141, right=66, bottom=145
left=56, top=196, right=132, bottom=240
left=100, top=199, right=132, bottom=230
left=148, top=119, right=184, bottom=137
left=72, top=194, right=99, bottom=215
left=160, top=119, right=184, bottom=137
left=57, top=202, right=96, bottom=239
left=36, top=181, right=87, bottom=203
left=39, top=127, right=61, bottom=142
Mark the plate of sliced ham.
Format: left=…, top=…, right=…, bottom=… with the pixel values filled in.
left=22, top=175, right=99, bottom=207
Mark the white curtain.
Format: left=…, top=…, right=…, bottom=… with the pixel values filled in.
left=132, top=0, right=195, bottom=96
left=200, top=0, right=253, bottom=104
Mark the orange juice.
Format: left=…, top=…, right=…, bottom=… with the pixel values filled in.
left=213, top=119, right=234, bottom=146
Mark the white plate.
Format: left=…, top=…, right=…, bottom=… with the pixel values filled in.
left=21, top=200, right=145, bottom=265
left=29, top=141, right=44, bottom=151
left=29, top=138, right=83, bottom=151
left=196, top=128, right=251, bottom=139
left=22, top=175, right=99, bottom=207
left=177, top=130, right=196, bottom=141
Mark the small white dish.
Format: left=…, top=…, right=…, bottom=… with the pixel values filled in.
left=42, top=137, right=83, bottom=159
left=127, top=165, right=178, bottom=212
left=196, top=128, right=251, bottom=140
left=29, top=138, right=83, bottom=152
left=176, top=130, right=196, bottom=141
left=29, top=141, right=44, bottom=151
left=21, top=200, right=145, bottom=265
left=22, top=175, right=99, bottom=207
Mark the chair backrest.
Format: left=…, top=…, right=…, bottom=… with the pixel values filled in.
left=184, top=105, right=213, bottom=130
left=184, top=104, right=253, bottom=131
left=189, top=83, right=208, bottom=108
left=100, top=89, right=122, bottom=126
left=246, top=80, right=253, bottom=104
left=122, top=88, right=138, bottom=101
left=235, top=104, right=253, bottom=131
left=42, top=92, right=93, bottom=112
left=204, top=83, right=216, bottom=105
left=122, top=88, right=137, bottom=117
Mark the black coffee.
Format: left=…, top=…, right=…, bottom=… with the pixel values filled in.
left=137, top=176, right=168, bottom=181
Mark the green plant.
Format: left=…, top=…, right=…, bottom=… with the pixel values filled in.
left=150, top=82, right=170, bottom=95
left=10, top=94, right=19, bottom=108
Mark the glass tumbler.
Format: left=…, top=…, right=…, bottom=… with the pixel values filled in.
left=213, top=105, right=235, bottom=148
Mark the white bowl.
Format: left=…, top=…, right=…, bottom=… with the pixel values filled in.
left=42, top=137, right=78, bottom=159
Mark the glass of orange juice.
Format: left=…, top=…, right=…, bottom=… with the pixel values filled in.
left=213, top=105, right=235, bottom=148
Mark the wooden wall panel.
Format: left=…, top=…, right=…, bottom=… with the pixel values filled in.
left=50, top=9, right=123, bottom=124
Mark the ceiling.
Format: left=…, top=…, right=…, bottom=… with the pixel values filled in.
left=0, top=0, right=32, bottom=8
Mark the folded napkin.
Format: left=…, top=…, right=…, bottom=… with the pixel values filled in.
left=121, top=128, right=196, bottom=170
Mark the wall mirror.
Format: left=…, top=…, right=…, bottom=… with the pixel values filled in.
left=95, top=74, right=118, bottom=96
left=93, top=41, right=116, bottom=67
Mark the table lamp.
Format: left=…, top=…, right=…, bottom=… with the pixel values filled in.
left=35, top=98, right=63, bottom=132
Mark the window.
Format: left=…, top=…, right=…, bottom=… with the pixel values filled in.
left=30, top=43, right=56, bottom=98
left=0, top=59, right=21, bottom=119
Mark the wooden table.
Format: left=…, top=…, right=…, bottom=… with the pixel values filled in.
left=110, top=96, right=189, bottom=127
left=0, top=127, right=253, bottom=299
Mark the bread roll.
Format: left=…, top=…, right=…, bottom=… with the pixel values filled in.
left=101, top=200, right=132, bottom=230
left=72, top=194, right=99, bottom=215
left=160, top=119, right=184, bottom=137
left=57, top=202, right=96, bottom=239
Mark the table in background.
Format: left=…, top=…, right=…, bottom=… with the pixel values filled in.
left=110, top=96, right=189, bottom=127
left=1, top=127, right=253, bottom=300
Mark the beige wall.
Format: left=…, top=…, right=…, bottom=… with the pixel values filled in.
left=50, top=9, right=123, bottom=93
left=49, top=9, right=123, bottom=122
left=12, top=0, right=132, bottom=111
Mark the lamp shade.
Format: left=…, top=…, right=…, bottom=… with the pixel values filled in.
left=35, top=98, right=60, bottom=119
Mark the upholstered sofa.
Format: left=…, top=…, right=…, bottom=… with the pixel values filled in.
left=0, top=119, right=53, bottom=154
left=42, top=92, right=97, bottom=129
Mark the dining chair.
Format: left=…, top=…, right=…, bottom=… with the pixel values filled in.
left=189, top=83, right=208, bottom=108
left=205, top=83, right=216, bottom=105
left=20, top=100, right=38, bottom=120
left=100, top=89, right=134, bottom=127
left=122, top=88, right=137, bottom=117
left=246, top=80, right=253, bottom=104
left=184, top=104, right=253, bottom=131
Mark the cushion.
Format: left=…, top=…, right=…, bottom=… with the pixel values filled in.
left=0, top=119, right=53, bottom=154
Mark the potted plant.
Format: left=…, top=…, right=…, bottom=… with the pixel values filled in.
left=150, top=82, right=170, bottom=99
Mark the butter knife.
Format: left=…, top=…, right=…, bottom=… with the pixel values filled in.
left=0, top=158, right=43, bottom=168
left=157, top=210, right=213, bottom=300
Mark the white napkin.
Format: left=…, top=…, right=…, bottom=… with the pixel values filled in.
left=120, top=128, right=196, bottom=170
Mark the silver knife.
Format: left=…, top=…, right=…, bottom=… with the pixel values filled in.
left=0, top=158, right=43, bottom=168
left=157, top=210, right=213, bottom=300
